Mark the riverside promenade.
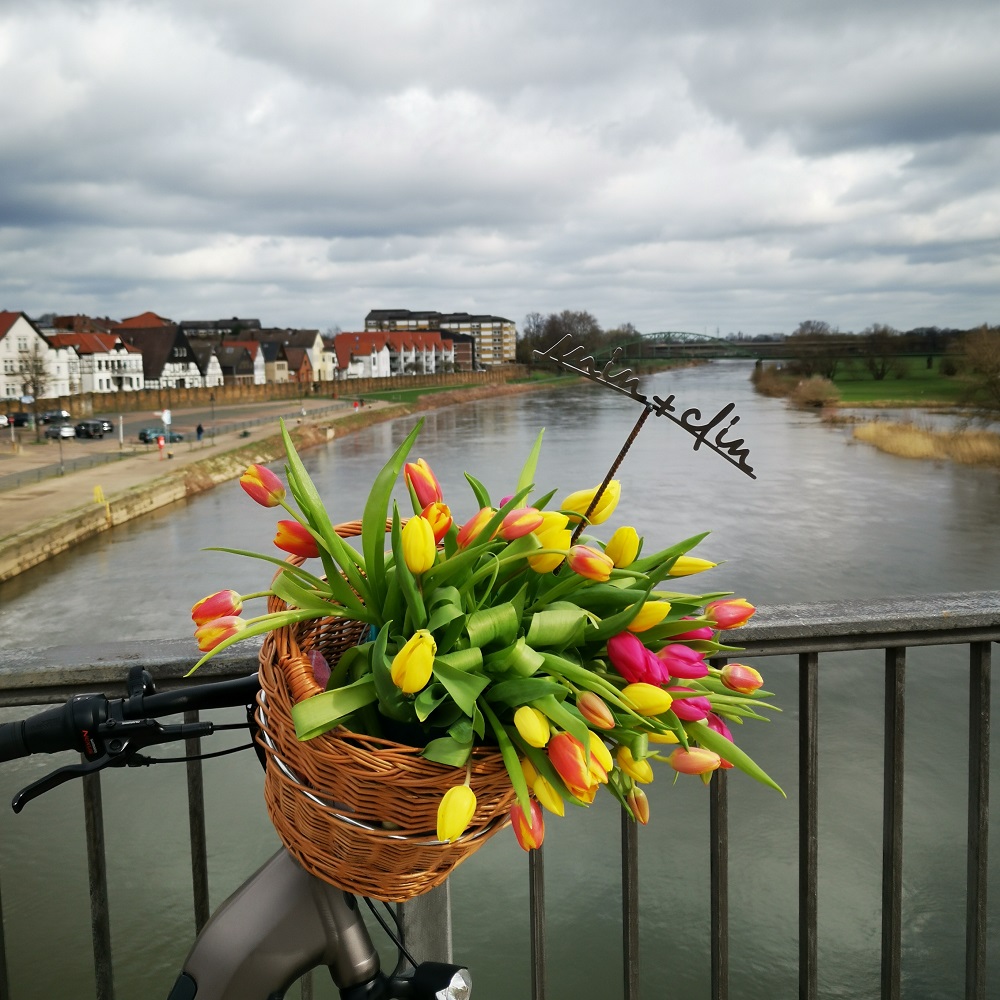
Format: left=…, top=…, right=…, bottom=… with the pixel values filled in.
left=0, top=397, right=399, bottom=582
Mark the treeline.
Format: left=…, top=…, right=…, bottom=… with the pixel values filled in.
left=515, top=310, right=640, bottom=364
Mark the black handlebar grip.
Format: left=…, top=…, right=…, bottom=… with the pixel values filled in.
left=0, top=721, right=29, bottom=762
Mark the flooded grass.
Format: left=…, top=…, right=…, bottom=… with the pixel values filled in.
left=852, top=420, right=1000, bottom=468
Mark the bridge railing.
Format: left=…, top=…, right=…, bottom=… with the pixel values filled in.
left=0, top=592, right=996, bottom=999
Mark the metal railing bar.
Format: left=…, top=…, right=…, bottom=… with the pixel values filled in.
left=0, top=873, right=10, bottom=999
left=184, top=711, right=210, bottom=932
left=621, top=809, right=639, bottom=1000
left=881, top=648, right=905, bottom=1000
left=736, top=629, right=1000, bottom=657
left=529, top=846, right=546, bottom=1000
left=82, top=769, right=114, bottom=1000
left=966, top=641, right=990, bottom=1000
left=709, top=769, right=729, bottom=1000
left=799, top=651, right=818, bottom=1000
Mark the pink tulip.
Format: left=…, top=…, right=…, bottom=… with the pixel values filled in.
left=607, top=632, right=667, bottom=685
left=240, top=464, right=285, bottom=507
left=191, top=590, right=242, bottom=626
left=668, top=687, right=711, bottom=721
left=656, top=643, right=709, bottom=680
left=705, top=598, right=756, bottom=629
left=672, top=619, right=715, bottom=641
left=706, top=712, right=735, bottom=769
left=273, top=519, right=320, bottom=559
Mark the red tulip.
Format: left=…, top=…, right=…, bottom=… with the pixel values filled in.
left=191, top=589, right=242, bottom=626
left=510, top=799, right=545, bottom=851
left=239, top=464, right=285, bottom=507
left=705, top=598, right=756, bottom=629
left=720, top=662, right=764, bottom=695
left=194, top=616, right=246, bottom=652
left=547, top=732, right=594, bottom=798
left=273, top=519, right=320, bottom=558
left=404, top=458, right=443, bottom=507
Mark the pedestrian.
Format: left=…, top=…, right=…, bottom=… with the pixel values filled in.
left=196, top=423, right=204, bottom=442
left=353, top=400, right=359, bottom=411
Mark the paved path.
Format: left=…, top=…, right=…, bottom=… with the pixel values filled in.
left=0, top=398, right=373, bottom=542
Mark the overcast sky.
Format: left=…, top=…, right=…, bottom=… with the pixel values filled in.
left=2, top=0, right=998, bottom=336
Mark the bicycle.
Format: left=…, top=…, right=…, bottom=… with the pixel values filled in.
left=0, top=665, right=472, bottom=1000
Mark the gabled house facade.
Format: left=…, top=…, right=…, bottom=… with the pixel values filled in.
left=332, top=331, right=454, bottom=378
left=249, top=329, right=326, bottom=381
left=114, top=325, right=207, bottom=389
left=219, top=341, right=266, bottom=385
left=0, top=311, right=69, bottom=402
left=45, top=332, right=145, bottom=393
left=258, top=341, right=290, bottom=383
left=187, top=341, right=226, bottom=388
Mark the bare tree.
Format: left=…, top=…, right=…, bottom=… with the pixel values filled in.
left=18, top=341, right=52, bottom=441
left=787, top=320, right=847, bottom=379
left=959, top=324, right=1000, bottom=413
left=859, top=323, right=905, bottom=380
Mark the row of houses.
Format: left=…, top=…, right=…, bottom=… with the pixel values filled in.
left=0, top=308, right=517, bottom=402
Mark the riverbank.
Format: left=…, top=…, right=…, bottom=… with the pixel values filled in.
left=0, top=379, right=561, bottom=583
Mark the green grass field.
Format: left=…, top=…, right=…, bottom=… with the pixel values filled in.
left=831, top=357, right=968, bottom=406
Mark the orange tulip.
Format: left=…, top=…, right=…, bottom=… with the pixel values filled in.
left=510, top=799, right=545, bottom=851
left=273, top=519, right=320, bottom=559
left=239, top=464, right=285, bottom=507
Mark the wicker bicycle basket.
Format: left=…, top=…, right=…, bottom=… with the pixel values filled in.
left=254, top=523, right=516, bottom=902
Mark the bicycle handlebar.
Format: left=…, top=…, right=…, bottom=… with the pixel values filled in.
left=1, top=669, right=262, bottom=810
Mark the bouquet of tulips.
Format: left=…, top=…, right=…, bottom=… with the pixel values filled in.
left=190, top=419, right=781, bottom=851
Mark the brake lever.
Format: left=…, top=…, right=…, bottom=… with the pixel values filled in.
left=12, top=717, right=214, bottom=813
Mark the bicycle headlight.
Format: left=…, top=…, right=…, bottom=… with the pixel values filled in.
left=411, top=962, right=472, bottom=1000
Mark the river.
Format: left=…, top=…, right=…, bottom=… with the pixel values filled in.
left=1, top=360, right=998, bottom=998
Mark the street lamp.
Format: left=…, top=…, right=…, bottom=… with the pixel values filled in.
left=210, top=392, right=216, bottom=439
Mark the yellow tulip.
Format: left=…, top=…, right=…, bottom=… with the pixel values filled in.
left=588, top=731, right=613, bottom=774
left=401, top=515, right=436, bottom=574
left=560, top=480, right=621, bottom=524
left=389, top=630, right=436, bottom=694
left=514, top=706, right=551, bottom=748
left=532, top=775, right=565, bottom=816
left=437, top=785, right=477, bottom=842
left=617, top=746, right=654, bottom=783
left=622, top=683, right=674, bottom=717
left=604, top=525, right=639, bottom=567
left=626, top=601, right=672, bottom=633
left=668, top=556, right=717, bottom=578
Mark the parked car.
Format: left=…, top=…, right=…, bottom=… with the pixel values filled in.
left=38, top=409, right=72, bottom=424
left=9, top=412, right=32, bottom=428
left=96, top=418, right=114, bottom=435
left=44, top=421, right=76, bottom=439
left=75, top=419, right=106, bottom=439
left=138, top=427, right=184, bottom=443
left=0, top=413, right=8, bottom=428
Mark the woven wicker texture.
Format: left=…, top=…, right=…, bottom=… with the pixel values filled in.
left=255, top=524, right=516, bottom=902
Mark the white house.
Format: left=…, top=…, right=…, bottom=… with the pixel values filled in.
left=0, top=311, right=71, bottom=403
left=46, top=332, right=145, bottom=393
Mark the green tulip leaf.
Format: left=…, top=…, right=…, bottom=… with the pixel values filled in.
left=685, top=721, right=785, bottom=795
left=484, top=676, right=568, bottom=708
left=466, top=603, right=519, bottom=648
left=291, top=676, right=377, bottom=740
left=515, top=428, right=545, bottom=495
left=422, top=736, right=473, bottom=767
left=432, top=661, right=490, bottom=716
left=526, top=607, right=587, bottom=647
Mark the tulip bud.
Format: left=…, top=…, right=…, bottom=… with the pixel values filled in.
left=668, top=746, right=722, bottom=775
left=420, top=502, right=453, bottom=543
left=404, top=458, right=443, bottom=508
left=240, top=464, right=285, bottom=507
left=622, top=682, right=674, bottom=717
left=720, top=662, right=764, bottom=695
left=616, top=745, right=654, bottom=784
left=437, top=785, right=477, bottom=842
left=577, top=691, right=615, bottom=729
left=456, top=506, right=496, bottom=548
left=501, top=506, right=544, bottom=540
left=604, top=525, right=639, bottom=567
left=560, top=480, right=621, bottom=524
left=656, top=644, right=708, bottom=680
left=514, top=706, right=551, bottom=748
left=626, top=600, right=672, bottom=633
left=510, top=799, right=545, bottom=851
left=627, top=786, right=650, bottom=825
left=667, top=687, right=712, bottom=721
left=401, top=515, right=436, bottom=574
left=705, top=598, right=755, bottom=629
left=667, top=556, right=716, bottom=577
left=191, top=590, right=242, bottom=626
left=390, top=630, right=436, bottom=694
left=273, top=519, right=320, bottom=559
left=566, top=545, right=614, bottom=582
left=194, top=615, right=246, bottom=652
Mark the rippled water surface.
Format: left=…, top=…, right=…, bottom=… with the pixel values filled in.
left=1, top=361, right=998, bottom=998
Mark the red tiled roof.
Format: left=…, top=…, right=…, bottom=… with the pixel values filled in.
left=114, top=311, right=171, bottom=328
